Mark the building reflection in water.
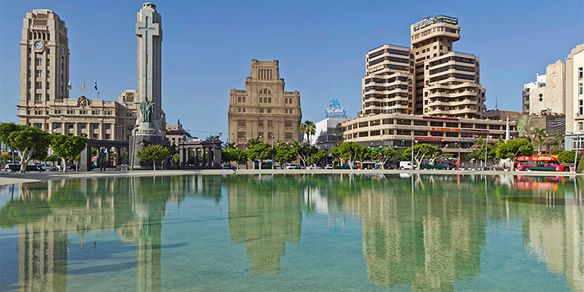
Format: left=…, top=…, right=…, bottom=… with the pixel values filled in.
left=227, top=175, right=302, bottom=273
left=1, top=176, right=178, bottom=292
left=2, top=174, right=584, bottom=290
left=513, top=176, right=584, bottom=291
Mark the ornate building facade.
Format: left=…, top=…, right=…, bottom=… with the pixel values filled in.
left=228, top=59, right=302, bottom=148
left=16, top=9, right=146, bottom=142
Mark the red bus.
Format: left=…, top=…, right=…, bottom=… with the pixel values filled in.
left=514, top=154, right=570, bottom=172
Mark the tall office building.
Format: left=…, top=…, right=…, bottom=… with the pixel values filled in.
left=342, top=16, right=513, bottom=153
left=228, top=59, right=302, bottom=148
left=360, top=16, right=485, bottom=119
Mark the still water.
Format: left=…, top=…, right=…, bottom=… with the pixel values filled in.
left=0, top=174, right=582, bottom=291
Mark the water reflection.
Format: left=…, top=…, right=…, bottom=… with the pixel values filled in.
left=0, top=174, right=582, bottom=291
left=227, top=176, right=302, bottom=273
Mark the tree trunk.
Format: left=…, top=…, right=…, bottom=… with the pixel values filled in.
left=153, top=160, right=156, bottom=171
left=62, top=157, right=67, bottom=173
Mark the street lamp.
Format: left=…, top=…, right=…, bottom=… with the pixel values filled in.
left=410, top=130, right=415, bottom=169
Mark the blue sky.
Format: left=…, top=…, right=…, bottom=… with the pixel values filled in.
left=1, top=0, right=582, bottom=137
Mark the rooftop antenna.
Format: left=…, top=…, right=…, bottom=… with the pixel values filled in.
left=495, top=97, right=498, bottom=111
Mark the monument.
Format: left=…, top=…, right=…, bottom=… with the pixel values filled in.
left=130, top=2, right=166, bottom=169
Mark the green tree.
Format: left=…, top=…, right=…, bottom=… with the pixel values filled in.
left=308, top=149, right=327, bottom=165
left=50, top=135, right=87, bottom=172
left=330, top=142, right=362, bottom=169
left=137, top=144, right=169, bottom=170
left=246, top=143, right=274, bottom=169
left=223, top=147, right=247, bottom=168
left=556, top=150, right=575, bottom=164
left=274, top=143, right=298, bottom=166
left=530, top=128, right=548, bottom=154
left=468, top=138, right=497, bottom=161
left=404, top=143, right=443, bottom=166
left=495, top=138, right=534, bottom=169
left=372, top=147, right=404, bottom=169
left=0, top=123, right=51, bottom=173
left=291, top=141, right=317, bottom=167
left=300, top=120, right=316, bottom=143
left=172, top=152, right=180, bottom=165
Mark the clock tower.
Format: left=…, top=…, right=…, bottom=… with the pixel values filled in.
left=18, top=10, right=69, bottom=129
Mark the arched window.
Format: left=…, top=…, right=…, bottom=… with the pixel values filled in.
left=259, top=88, right=271, bottom=95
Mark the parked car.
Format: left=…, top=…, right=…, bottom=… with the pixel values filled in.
left=419, top=164, right=453, bottom=170
left=38, top=164, right=58, bottom=171
left=399, top=161, right=413, bottom=170
left=385, top=161, right=400, bottom=169
left=307, top=164, right=322, bottom=170
left=4, top=163, right=19, bottom=172
left=285, top=163, right=303, bottom=169
left=221, top=163, right=235, bottom=170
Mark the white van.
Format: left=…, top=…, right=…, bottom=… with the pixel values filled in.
left=399, top=161, right=413, bottom=170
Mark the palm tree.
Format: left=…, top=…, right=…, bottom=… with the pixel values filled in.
left=530, top=127, right=548, bottom=154
left=300, top=120, right=316, bottom=143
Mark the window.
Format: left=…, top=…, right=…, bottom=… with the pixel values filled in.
left=80, top=110, right=87, bottom=115
left=285, top=132, right=293, bottom=139
left=237, top=131, right=246, bottom=139
left=35, top=70, right=42, bottom=78
left=267, top=120, right=273, bottom=127
left=238, top=120, right=246, bottom=127
left=579, top=99, right=583, bottom=116
left=579, top=82, right=583, bottom=96
left=35, top=58, right=42, bottom=66
left=35, top=82, right=42, bottom=88
left=579, top=67, right=583, bottom=80
left=266, top=109, right=271, bottom=113
left=285, top=121, right=292, bottom=128
left=258, top=120, right=264, bottom=127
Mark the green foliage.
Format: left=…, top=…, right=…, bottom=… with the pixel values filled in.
left=404, top=143, right=443, bottom=165
left=291, top=141, right=317, bottom=166
left=308, top=150, right=327, bottom=165
left=119, top=152, right=129, bottom=164
left=300, top=120, right=316, bottom=142
left=274, top=143, right=298, bottom=164
left=46, top=154, right=59, bottom=163
left=330, top=142, right=362, bottom=168
left=246, top=143, right=274, bottom=169
left=468, top=138, right=497, bottom=161
left=557, top=150, right=575, bottom=164
left=0, top=123, right=51, bottom=172
left=530, top=127, right=548, bottom=154
left=172, top=152, right=180, bottom=164
left=372, top=147, right=404, bottom=166
left=137, top=144, right=169, bottom=170
left=50, top=135, right=87, bottom=172
left=495, top=138, right=534, bottom=160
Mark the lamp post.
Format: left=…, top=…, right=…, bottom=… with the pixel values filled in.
left=485, top=134, right=488, bottom=170
left=411, top=130, right=415, bottom=169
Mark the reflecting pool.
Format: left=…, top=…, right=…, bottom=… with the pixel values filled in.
left=0, top=174, right=583, bottom=291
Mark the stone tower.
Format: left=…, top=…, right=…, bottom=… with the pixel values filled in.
left=130, top=2, right=165, bottom=169
left=18, top=10, right=69, bottom=129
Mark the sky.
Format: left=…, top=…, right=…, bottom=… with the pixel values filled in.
left=1, top=0, right=583, bottom=137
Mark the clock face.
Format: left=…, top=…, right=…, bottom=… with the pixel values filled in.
left=34, top=40, right=44, bottom=50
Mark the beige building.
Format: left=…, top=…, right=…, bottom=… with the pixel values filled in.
left=17, top=9, right=142, bottom=142
left=228, top=59, right=302, bottom=148
left=361, top=16, right=485, bottom=118
left=344, top=16, right=500, bottom=153
left=564, top=44, right=584, bottom=149
left=523, top=62, right=566, bottom=116
left=165, top=119, right=190, bottom=146
left=341, top=114, right=515, bottom=154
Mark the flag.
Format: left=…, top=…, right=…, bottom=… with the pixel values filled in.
left=67, top=80, right=71, bottom=90
left=94, top=81, right=98, bottom=91
left=81, top=82, right=85, bottom=91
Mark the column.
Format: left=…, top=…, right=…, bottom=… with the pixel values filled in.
left=74, top=122, right=79, bottom=136
left=194, top=148, right=199, bottom=166
left=208, top=148, right=213, bottom=167
left=99, top=123, right=104, bottom=140
left=179, top=147, right=185, bottom=165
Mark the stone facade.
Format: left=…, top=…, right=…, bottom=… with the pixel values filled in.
left=228, top=59, right=302, bottom=148
left=17, top=9, right=138, bottom=141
